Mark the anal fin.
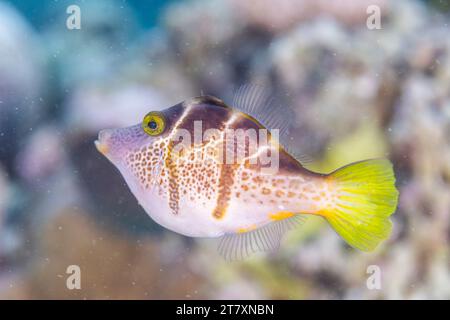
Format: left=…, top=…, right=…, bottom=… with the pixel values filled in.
left=217, top=215, right=307, bottom=261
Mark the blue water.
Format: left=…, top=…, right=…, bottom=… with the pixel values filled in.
left=5, top=0, right=179, bottom=29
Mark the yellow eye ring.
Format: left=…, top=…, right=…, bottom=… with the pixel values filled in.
left=142, top=111, right=166, bottom=136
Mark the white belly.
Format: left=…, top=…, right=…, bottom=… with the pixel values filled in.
left=143, top=194, right=274, bottom=237
left=121, top=166, right=279, bottom=238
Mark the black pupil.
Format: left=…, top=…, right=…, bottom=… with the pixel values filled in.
left=148, top=121, right=157, bottom=130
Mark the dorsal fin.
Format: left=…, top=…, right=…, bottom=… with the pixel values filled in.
left=186, top=95, right=229, bottom=109
left=231, top=83, right=311, bottom=165
left=217, top=215, right=307, bottom=261
left=232, top=84, right=294, bottom=140
left=284, top=143, right=313, bottom=164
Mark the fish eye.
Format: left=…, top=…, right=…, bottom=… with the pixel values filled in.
left=142, top=111, right=166, bottom=136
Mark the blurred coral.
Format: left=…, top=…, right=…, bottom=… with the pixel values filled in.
left=232, top=0, right=389, bottom=32
left=0, top=2, right=46, bottom=175
left=15, top=125, right=66, bottom=184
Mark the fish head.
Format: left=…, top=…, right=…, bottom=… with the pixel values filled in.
left=95, top=96, right=231, bottom=168
left=94, top=96, right=234, bottom=235
left=95, top=102, right=187, bottom=178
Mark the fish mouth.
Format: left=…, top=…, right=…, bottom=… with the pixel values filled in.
left=95, top=129, right=112, bottom=155
left=94, top=139, right=109, bottom=155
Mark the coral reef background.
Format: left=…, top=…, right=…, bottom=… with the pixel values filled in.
left=0, top=0, right=449, bottom=299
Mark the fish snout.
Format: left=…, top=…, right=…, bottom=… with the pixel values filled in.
left=95, top=129, right=113, bottom=155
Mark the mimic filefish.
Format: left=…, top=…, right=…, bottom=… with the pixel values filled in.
left=95, top=85, right=399, bottom=260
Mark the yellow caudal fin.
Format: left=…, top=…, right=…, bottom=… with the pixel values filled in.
left=324, top=159, right=399, bottom=251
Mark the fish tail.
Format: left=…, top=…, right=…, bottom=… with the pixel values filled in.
left=320, top=159, right=399, bottom=251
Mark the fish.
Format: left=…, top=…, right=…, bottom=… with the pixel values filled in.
left=95, top=84, right=399, bottom=260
